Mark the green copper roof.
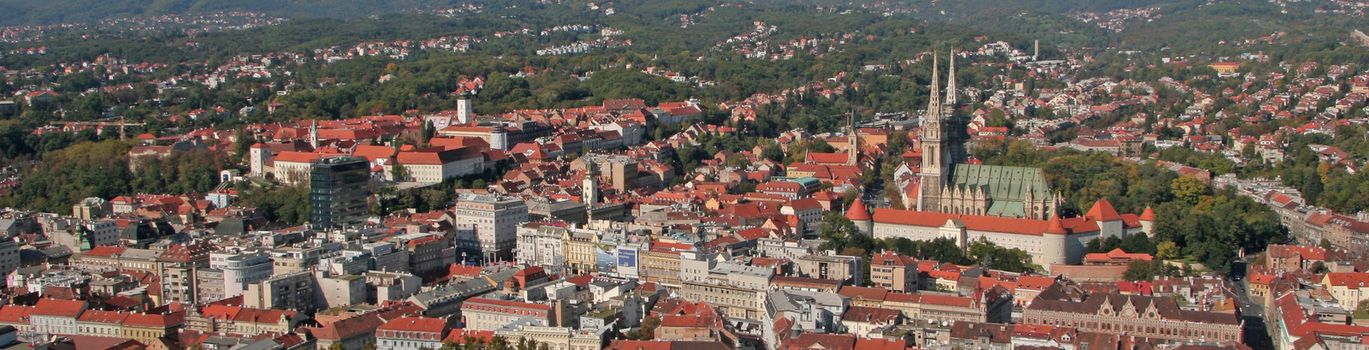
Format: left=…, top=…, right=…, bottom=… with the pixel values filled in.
left=793, top=177, right=821, bottom=188
left=950, top=164, right=1050, bottom=217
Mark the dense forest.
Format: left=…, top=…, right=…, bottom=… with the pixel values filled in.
left=0, top=141, right=229, bottom=213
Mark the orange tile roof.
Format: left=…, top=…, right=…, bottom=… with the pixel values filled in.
left=846, top=199, right=871, bottom=221
left=1084, top=248, right=1154, bottom=263
left=1326, top=272, right=1369, bottom=288
left=874, top=209, right=1102, bottom=236
left=838, top=286, right=889, bottom=302
left=1086, top=198, right=1122, bottom=222
left=379, top=316, right=447, bottom=333
left=32, top=298, right=85, bottom=318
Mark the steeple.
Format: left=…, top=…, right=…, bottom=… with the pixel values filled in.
left=309, top=119, right=319, bottom=149
left=945, top=49, right=957, bottom=107
left=847, top=110, right=859, bottom=166
left=583, top=162, right=600, bottom=207
left=926, top=52, right=942, bottom=126
left=917, top=51, right=949, bottom=212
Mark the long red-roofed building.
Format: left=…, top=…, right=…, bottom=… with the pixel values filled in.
left=871, top=199, right=1153, bottom=270
left=459, top=297, right=552, bottom=331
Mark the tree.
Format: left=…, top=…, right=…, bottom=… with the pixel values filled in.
left=1355, top=300, right=1369, bottom=320
left=1311, top=261, right=1328, bottom=274
left=234, top=127, right=253, bottom=157
left=818, top=212, right=862, bottom=252
left=1156, top=240, right=1180, bottom=260
left=489, top=336, right=510, bottom=350
left=422, top=120, right=436, bottom=146
left=762, top=141, right=785, bottom=162
left=0, top=141, right=133, bottom=213
left=391, top=163, right=409, bottom=182
left=1123, top=260, right=1178, bottom=281
left=1171, top=176, right=1209, bottom=205
left=627, top=316, right=660, bottom=340
left=967, top=238, right=1038, bottom=273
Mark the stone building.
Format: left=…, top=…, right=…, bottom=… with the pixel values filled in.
left=915, top=52, right=1062, bottom=220
left=1022, top=283, right=1242, bottom=344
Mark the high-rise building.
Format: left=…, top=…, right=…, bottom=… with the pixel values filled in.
left=310, top=157, right=371, bottom=229
left=453, top=194, right=528, bottom=262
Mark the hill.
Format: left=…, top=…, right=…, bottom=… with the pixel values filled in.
left=0, top=0, right=467, bottom=26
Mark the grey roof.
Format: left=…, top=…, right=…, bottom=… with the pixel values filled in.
left=767, top=289, right=844, bottom=315
left=409, top=266, right=519, bottom=307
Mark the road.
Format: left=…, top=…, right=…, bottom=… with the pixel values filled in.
left=1231, top=260, right=1274, bottom=349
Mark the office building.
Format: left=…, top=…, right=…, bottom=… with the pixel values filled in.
left=310, top=157, right=371, bottom=229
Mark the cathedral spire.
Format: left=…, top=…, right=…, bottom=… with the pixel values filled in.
left=945, top=49, right=957, bottom=107
left=927, top=52, right=942, bottom=124
left=917, top=51, right=947, bottom=213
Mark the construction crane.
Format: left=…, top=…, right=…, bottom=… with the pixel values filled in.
left=48, top=116, right=147, bottom=139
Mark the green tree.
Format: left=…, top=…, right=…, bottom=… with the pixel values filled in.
left=391, top=163, right=408, bottom=182
left=762, top=142, right=785, bottom=162
left=0, top=141, right=132, bottom=212
left=1171, top=176, right=1209, bottom=204
left=234, top=127, right=253, bottom=157
left=1156, top=240, right=1180, bottom=260
left=422, top=120, right=436, bottom=146
left=967, top=238, right=1038, bottom=273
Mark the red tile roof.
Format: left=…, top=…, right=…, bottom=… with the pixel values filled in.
left=805, top=152, right=850, bottom=165
left=443, top=329, right=494, bottom=344
left=32, top=298, right=86, bottom=318
left=873, top=209, right=1100, bottom=235
left=272, top=151, right=328, bottom=163
left=83, top=245, right=127, bottom=258
left=871, top=251, right=916, bottom=266
left=1084, top=248, right=1154, bottom=263
left=1326, top=272, right=1369, bottom=288
left=77, top=310, right=128, bottom=324
left=361, top=317, right=444, bottom=343
left=838, top=286, right=889, bottom=302
left=1086, top=198, right=1122, bottom=222
left=846, top=199, right=871, bottom=221
left=1139, top=207, right=1156, bottom=221
left=841, top=306, right=900, bottom=323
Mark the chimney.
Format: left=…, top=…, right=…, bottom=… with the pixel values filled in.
left=1033, top=40, right=1040, bottom=61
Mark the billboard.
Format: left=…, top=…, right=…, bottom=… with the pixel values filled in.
left=617, top=248, right=638, bottom=267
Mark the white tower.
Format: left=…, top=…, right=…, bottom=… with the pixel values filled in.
left=583, top=163, right=600, bottom=207
left=249, top=143, right=269, bottom=177
left=309, top=119, right=319, bottom=149
left=457, top=97, right=474, bottom=125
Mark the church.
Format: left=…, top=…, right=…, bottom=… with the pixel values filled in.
left=914, top=51, right=1062, bottom=220
left=845, top=51, right=1157, bottom=271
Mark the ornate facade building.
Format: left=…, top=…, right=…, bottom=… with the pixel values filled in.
left=916, top=51, right=1062, bottom=220
left=1023, top=282, right=1243, bottom=344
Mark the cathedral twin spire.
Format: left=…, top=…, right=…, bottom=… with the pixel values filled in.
left=917, top=48, right=959, bottom=212
left=945, top=52, right=957, bottom=106
left=923, top=49, right=958, bottom=131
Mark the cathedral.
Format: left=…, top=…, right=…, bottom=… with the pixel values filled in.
left=915, top=51, right=1062, bottom=220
